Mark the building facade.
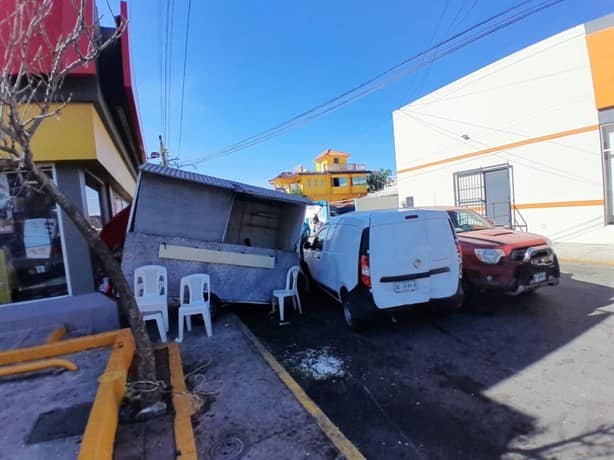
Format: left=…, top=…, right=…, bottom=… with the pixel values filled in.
left=0, top=1, right=144, bottom=332
left=393, top=14, right=614, bottom=244
left=270, top=149, right=369, bottom=203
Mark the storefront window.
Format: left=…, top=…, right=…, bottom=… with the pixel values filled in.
left=85, top=174, right=105, bottom=231
left=111, top=188, right=129, bottom=215
left=0, top=168, right=68, bottom=304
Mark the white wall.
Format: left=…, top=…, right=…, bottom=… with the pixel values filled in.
left=355, top=194, right=399, bottom=211
left=393, top=24, right=613, bottom=244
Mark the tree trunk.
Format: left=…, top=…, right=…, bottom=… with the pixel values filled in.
left=25, top=159, right=158, bottom=397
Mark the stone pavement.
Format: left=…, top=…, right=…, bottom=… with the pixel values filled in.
left=0, top=347, right=110, bottom=460
left=178, top=311, right=342, bottom=460
left=553, top=242, right=614, bottom=266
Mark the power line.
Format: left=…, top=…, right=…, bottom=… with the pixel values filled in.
left=408, top=0, right=452, bottom=99
left=398, top=111, right=599, bottom=186
left=183, top=0, right=564, bottom=167
left=177, top=0, right=193, bottom=160
left=457, top=0, right=480, bottom=28
left=401, top=107, right=599, bottom=157
left=408, top=30, right=583, bottom=109
left=158, top=0, right=164, bottom=134
left=164, top=0, right=176, bottom=144
left=191, top=1, right=548, bottom=164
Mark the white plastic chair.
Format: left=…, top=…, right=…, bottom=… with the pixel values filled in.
left=143, top=311, right=168, bottom=343
left=272, top=265, right=302, bottom=322
left=176, top=274, right=212, bottom=342
left=134, top=265, right=169, bottom=332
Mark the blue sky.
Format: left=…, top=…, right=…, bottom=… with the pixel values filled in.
left=100, top=0, right=613, bottom=187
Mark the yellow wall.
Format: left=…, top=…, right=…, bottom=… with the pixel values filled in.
left=26, top=103, right=136, bottom=196
left=93, top=111, right=136, bottom=196
left=315, top=155, right=348, bottom=172
left=31, top=104, right=97, bottom=161
left=586, top=26, right=614, bottom=110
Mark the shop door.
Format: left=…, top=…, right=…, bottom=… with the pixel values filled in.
left=484, top=167, right=512, bottom=227
left=454, top=164, right=513, bottom=227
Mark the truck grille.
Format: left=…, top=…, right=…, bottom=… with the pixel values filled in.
left=511, top=246, right=554, bottom=265
left=510, top=248, right=528, bottom=262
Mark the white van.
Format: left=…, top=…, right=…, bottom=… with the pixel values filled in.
left=302, top=209, right=462, bottom=328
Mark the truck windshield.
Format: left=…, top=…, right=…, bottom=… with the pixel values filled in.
left=447, top=209, right=493, bottom=233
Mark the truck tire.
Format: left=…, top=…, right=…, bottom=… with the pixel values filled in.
left=462, top=280, right=476, bottom=306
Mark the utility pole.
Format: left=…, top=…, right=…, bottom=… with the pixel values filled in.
left=159, top=135, right=169, bottom=167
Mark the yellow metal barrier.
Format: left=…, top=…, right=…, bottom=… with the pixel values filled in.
left=78, top=329, right=135, bottom=460
left=168, top=343, right=198, bottom=460
left=45, top=325, right=67, bottom=343
left=0, top=330, right=119, bottom=366
left=0, top=358, right=77, bottom=377
left=0, top=330, right=195, bottom=459
left=0, top=329, right=132, bottom=460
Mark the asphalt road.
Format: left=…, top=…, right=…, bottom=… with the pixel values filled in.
left=238, top=263, right=614, bottom=460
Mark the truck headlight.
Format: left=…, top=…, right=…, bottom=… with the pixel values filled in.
left=474, top=248, right=505, bottom=264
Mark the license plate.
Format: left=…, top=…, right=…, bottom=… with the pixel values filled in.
left=532, top=272, right=546, bottom=283
left=394, top=281, right=417, bottom=293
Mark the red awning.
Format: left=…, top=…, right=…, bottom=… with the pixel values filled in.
left=100, top=207, right=130, bottom=252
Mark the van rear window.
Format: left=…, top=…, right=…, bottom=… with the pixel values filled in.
left=359, top=227, right=369, bottom=255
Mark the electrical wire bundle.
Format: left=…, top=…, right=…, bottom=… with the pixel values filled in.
left=183, top=0, right=565, bottom=167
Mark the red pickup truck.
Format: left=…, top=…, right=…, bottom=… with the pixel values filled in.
left=443, top=207, right=560, bottom=297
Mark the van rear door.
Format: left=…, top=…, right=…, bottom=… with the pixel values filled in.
left=369, top=210, right=458, bottom=309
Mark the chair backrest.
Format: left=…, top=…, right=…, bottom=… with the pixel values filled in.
left=286, top=265, right=300, bottom=292
left=180, top=274, right=211, bottom=306
left=134, top=265, right=167, bottom=299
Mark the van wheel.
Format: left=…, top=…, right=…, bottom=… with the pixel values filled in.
left=343, top=298, right=364, bottom=331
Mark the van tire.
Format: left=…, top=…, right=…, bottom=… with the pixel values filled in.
left=343, top=297, right=364, bottom=331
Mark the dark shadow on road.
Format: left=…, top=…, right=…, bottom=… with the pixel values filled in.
left=236, top=268, right=614, bottom=459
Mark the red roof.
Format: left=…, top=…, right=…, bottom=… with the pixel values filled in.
left=0, top=0, right=97, bottom=76
left=314, top=149, right=351, bottom=162
left=118, top=1, right=145, bottom=163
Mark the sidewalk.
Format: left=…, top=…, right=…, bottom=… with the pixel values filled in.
left=0, top=347, right=110, bottom=460
left=178, top=311, right=344, bottom=460
left=553, top=242, right=614, bottom=266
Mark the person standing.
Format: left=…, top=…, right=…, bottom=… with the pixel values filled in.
left=311, top=214, right=321, bottom=234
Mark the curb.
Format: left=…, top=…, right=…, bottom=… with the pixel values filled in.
left=237, top=319, right=366, bottom=460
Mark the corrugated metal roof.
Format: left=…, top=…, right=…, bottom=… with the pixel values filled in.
left=140, top=163, right=313, bottom=206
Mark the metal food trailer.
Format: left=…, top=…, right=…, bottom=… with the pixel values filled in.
left=122, top=164, right=312, bottom=305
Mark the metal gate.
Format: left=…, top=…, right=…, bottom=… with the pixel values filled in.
left=453, top=164, right=527, bottom=230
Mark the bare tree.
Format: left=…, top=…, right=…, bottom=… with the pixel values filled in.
left=0, top=0, right=157, bottom=396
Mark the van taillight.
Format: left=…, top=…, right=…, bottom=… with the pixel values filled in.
left=456, top=241, right=463, bottom=276
left=360, top=255, right=371, bottom=288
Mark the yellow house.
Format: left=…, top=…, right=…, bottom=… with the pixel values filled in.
left=270, top=149, right=370, bottom=202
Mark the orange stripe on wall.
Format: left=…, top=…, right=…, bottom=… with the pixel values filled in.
left=397, top=125, right=599, bottom=174
left=586, top=27, right=614, bottom=110
left=514, top=200, right=603, bottom=210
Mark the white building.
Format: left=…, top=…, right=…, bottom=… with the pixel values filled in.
left=393, top=14, right=614, bottom=244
